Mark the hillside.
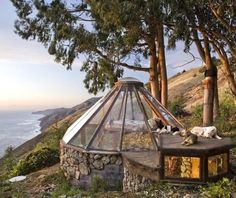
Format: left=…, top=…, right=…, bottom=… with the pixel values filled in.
left=34, top=97, right=101, bottom=132
left=168, top=66, right=228, bottom=110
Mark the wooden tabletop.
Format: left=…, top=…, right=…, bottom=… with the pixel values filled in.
left=159, top=134, right=234, bottom=155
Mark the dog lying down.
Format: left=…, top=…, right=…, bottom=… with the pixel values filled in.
left=190, top=126, right=222, bottom=139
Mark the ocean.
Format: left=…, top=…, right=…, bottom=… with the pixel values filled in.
left=0, top=111, right=44, bottom=157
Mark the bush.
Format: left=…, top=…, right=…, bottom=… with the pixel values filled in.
left=2, top=146, right=17, bottom=175
left=168, top=97, right=186, bottom=117
left=90, top=176, right=108, bottom=193
left=214, top=92, right=236, bottom=135
left=181, top=104, right=203, bottom=129
left=200, top=178, right=234, bottom=198
left=199, top=66, right=206, bottom=73
left=50, top=172, right=81, bottom=198
left=11, top=146, right=59, bottom=176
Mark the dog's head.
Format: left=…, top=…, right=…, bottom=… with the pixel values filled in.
left=180, top=129, right=190, bottom=137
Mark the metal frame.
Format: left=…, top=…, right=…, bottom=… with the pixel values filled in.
left=139, top=87, right=184, bottom=129
left=66, top=77, right=186, bottom=152
left=134, top=86, right=159, bottom=151
left=85, top=86, right=123, bottom=150
left=68, top=86, right=118, bottom=147
left=119, top=86, right=128, bottom=151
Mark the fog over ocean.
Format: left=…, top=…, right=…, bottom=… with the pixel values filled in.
left=0, top=111, right=43, bottom=157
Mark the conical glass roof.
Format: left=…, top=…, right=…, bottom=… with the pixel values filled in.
left=63, top=77, right=184, bottom=152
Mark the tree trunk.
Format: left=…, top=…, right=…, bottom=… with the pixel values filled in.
left=157, top=23, right=168, bottom=107
left=149, top=47, right=160, bottom=100
left=203, top=37, right=215, bottom=126
left=213, top=73, right=220, bottom=120
left=203, top=77, right=214, bottom=126
left=222, top=59, right=236, bottom=99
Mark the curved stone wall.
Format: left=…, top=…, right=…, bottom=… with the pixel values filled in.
left=60, top=142, right=123, bottom=190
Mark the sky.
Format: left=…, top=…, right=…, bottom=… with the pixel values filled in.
left=0, top=0, right=202, bottom=111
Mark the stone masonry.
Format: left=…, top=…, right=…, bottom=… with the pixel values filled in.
left=60, top=143, right=123, bottom=190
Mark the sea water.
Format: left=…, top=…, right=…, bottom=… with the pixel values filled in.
left=0, top=111, right=44, bottom=157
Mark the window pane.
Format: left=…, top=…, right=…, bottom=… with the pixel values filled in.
left=165, top=156, right=200, bottom=179
left=69, top=89, right=119, bottom=148
left=89, top=88, right=126, bottom=150
left=208, top=153, right=228, bottom=177
left=122, top=88, right=154, bottom=151
left=138, top=90, right=164, bottom=131
left=139, top=87, right=183, bottom=129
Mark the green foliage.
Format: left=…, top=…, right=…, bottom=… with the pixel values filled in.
left=200, top=178, right=234, bottom=198
left=2, top=146, right=17, bottom=175
left=90, top=176, right=108, bottom=193
left=182, top=104, right=203, bottom=129
left=214, top=92, right=236, bottom=135
left=168, top=97, right=186, bottom=117
left=143, top=182, right=201, bottom=197
left=50, top=172, right=81, bottom=198
left=11, top=146, right=59, bottom=176
left=40, top=121, right=69, bottom=150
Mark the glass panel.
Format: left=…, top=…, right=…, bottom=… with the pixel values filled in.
left=122, top=88, right=155, bottom=151
left=69, top=89, right=119, bottom=148
left=139, top=87, right=183, bottom=129
left=208, top=153, right=228, bottom=177
left=89, top=88, right=126, bottom=150
left=165, top=156, right=200, bottom=179
left=138, top=90, right=163, bottom=131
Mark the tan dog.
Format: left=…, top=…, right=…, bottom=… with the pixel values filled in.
left=181, top=131, right=198, bottom=146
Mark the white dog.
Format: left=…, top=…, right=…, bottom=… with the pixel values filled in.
left=190, top=126, right=222, bottom=139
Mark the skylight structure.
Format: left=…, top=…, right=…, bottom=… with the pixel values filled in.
left=62, top=77, right=183, bottom=152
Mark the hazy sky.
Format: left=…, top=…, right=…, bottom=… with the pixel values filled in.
left=0, top=0, right=202, bottom=111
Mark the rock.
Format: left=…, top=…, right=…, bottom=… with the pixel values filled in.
left=102, top=156, right=110, bottom=165
left=75, top=170, right=80, bottom=180
left=67, top=167, right=75, bottom=177
left=94, top=154, right=102, bottom=160
left=38, top=174, right=46, bottom=179
left=110, top=155, right=117, bottom=164
left=92, top=160, right=104, bottom=169
left=116, top=156, right=122, bottom=165
left=79, top=163, right=90, bottom=175
left=58, top=195, right=67, bottom=198
left=9, top=175, right=26, bottom=183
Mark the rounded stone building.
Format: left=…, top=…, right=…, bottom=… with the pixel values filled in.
left=60, top=77, right=233, bottom=191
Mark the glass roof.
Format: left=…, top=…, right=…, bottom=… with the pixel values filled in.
left=62, top=78, right=184, bottom=152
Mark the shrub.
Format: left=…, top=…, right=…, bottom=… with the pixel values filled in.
left=90, top=176, right=108, bottom=193
left=168, top=97, right=186, bottom=117
left=214, top=92, right=236, bottom=135
left=200, top=178, right=234, bottom=198
left=51, top=182, right=80, bottom=198
left=11, top=146, right=59, bottom=176
left=2, top=146, right=17, bottom=175
left=199, top=66, right=206, bottom=73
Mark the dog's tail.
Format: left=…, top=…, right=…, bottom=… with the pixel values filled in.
left=215, top=135, right=222, bottom=139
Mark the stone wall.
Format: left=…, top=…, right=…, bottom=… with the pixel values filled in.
left=122, top=157, right=159, bottom=192
left=60, top=143, right=123, bottom=190
left=123, top=166, right=153, bottom=192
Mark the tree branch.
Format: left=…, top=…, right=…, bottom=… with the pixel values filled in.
left=171, top=51, right=203, bottom=68
left=95, top=49, right=150, bottom=72
left=208, top=0, right=236, bottom=33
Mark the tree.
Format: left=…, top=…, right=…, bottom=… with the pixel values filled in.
left=11, top=0, right=170, bottom=106
left=166, top=0, right=220, bottom=126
